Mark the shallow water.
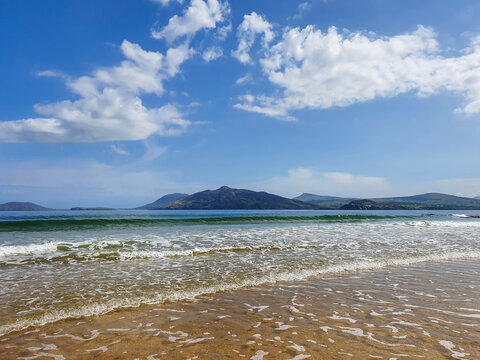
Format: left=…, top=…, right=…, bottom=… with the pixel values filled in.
left=1, top=259, right=479, bottom=359
left=1, top=209, right=480, bottom=338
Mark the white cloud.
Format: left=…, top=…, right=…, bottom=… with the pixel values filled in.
left=232, top=12, right=274, bottom=64
left=150, top=0, right=184, bottom=6
left=36, top=70, right=66, bottom=79
left=257, top=167, right=389, bottom=198
left=151, top=0, right=230, bottom=42
left=291, top=2, right=311, bottom=21
left=234, top=25, right=480, bottom=119
left=202, top=46, right=223, bottom=62
left=111, top=145, right=130, bottom=156
left=298, top=2, right=311, bottom=11
left=216, top=23, right=232, bottom=41
left=0, top=40, right=194, bottom=143
left=235, top=73, right=253, bottom=85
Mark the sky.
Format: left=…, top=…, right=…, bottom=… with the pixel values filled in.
left=1, top=0, right=480, bottom=208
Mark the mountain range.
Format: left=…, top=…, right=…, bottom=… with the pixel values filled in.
left=2, top=189, right=480, bottom=211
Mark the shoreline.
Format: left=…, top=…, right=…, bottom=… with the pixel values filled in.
left=2, top=258, right=480, bottom=359
left=2, top=252, right=480, bottom=338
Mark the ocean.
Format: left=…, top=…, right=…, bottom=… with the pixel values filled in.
left=1, top=209, right=480, bottom=359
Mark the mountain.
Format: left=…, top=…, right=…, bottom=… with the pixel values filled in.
left=0, top=202, right=50, bottom=211
left=293, top=193, right=356, bottom=209
left=163, top=186, right=318, bottom=210
left=137, top=193, right=189, bottom=210
left=340, top=200, right=406, bottom=210
left=371, top=193, right=480, bottom=210
left=475, top=196, right=480, bottom=200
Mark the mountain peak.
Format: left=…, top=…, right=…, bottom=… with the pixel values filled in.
left=163, top=187, right=317, bottom=210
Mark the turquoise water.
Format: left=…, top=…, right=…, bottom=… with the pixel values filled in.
left=1, top=209, right=479, bottom=335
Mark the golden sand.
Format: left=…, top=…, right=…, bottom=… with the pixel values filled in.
left=1, top=260, right=480, bottom=359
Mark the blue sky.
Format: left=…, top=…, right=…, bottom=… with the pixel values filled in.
left=1, top=0, right=480, bottom=208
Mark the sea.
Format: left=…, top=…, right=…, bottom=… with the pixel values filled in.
left=1, top=208, right=480, bottom=341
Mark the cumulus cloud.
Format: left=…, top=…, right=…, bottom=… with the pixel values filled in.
left=234, top=24, right=480, bottom=119
left=232, top=12, right=274, bottom=64
left=0, top=40, right=194, bottom=143
left=257, top=167, right=389, bottom=198
left=202, top=46, right=223, bottom=62
left=151, top=0, right=230, bottom=42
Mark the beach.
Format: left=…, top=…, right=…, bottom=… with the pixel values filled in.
left=2, top=260, right=480, bottom=359
left=1, top=210, right=480, bottom=359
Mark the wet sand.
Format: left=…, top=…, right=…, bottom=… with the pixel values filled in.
left=2, top=259, right=480, bottom=359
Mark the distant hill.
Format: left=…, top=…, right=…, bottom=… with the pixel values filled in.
left=371, top=193, right=480, bottom=210
left=71, top=207, right=118, bottom=211
left=137, top=193, right=189, bottom=210
left=295, top=192, right=480, bottom=210
left=0, top=202, right=50, bottom=211
left=293, top=193, right=356, bottom=209
left=475, top=196, right=480, bottom=200
left=340, top=200, right=406, bottom=210
left=163, top=186, right=317, bottom=210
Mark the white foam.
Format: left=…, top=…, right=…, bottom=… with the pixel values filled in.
left=0, top=239, right=134, bottom=260
left=119, top=244, right=294, bottom=260
left=288, top=343, right=305, bottom=352
left=438, top=340, right=469, bottom=359
left=251, top=350, right=268, bottom=360
left=0, top=242, right=58, bottom=258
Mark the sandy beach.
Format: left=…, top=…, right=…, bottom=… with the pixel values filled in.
left=4, top=0, right=480, bottom=358
left=2, top=259, right=479, bottom=359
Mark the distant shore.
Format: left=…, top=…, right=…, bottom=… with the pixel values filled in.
left=2, top=187, right=480, bottom=211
